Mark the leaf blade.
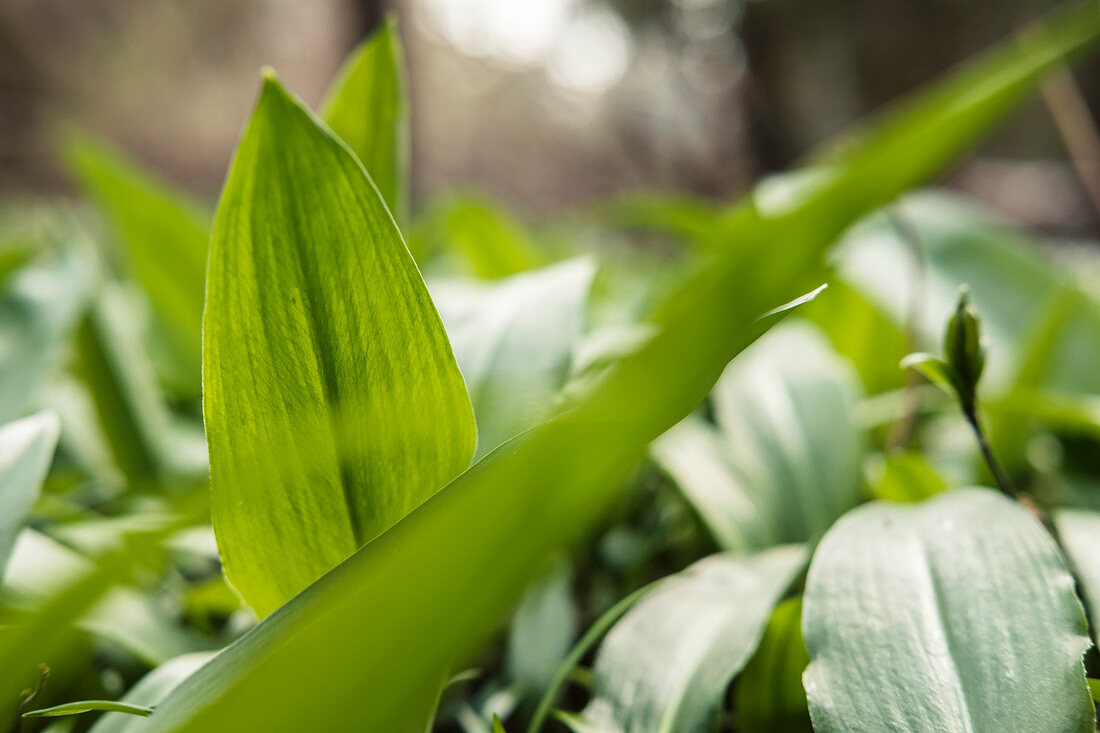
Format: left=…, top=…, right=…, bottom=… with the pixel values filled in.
left=204, top=72, right=475, bottom=615
left=803, top=488, right=1093, bottom=732
left=321, top=16, right=408, bottom=223
left=581, top=546, right=807, bottom=733
left=0, top=412, right=60, bottom=577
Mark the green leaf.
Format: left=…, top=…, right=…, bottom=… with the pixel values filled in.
left=735, top=597, right=812, bottom=733
left=203, top=72, right=476, bottom=616
left=434, top=194, right=543, bottom=278
left=142, top=8, right=1100, bottom=730
left=900, top=352, right=961, bottom=395
left=5, top=529, right=202, bottom=666
left=1054, top=509, right=1100, bottom=641
left=505, top=558, right=576, bottom=701
left=652, top=322, right=864, bottom=550
left=73, top=284, right=206, bottom=485
left=433, top=258, right=595, bottom=457
left=0, top=412, right=59, bottom=577
left=24, top=701, right=154, bottom=719
left=585, top=191, right=722, bottom=247
left=839, top=191, right=1100, bottom=393
left=492, top=715, right=507, bottom=733
left=868, top=450, right=948, bottom=503
left=0, top=249, right=91, bottom=422
left=321, top=16, right=408, bottom=223
left=63, top=135, right=209, bottom=396
left=528, top=580, right=665, bottom=733
left=802, top=278, right=908, bottom=395
left=579, top=546, right=807, bottom=733
left=89, top=653, right=215, bottom=733
left=803, top=488, right=1094, bottom=732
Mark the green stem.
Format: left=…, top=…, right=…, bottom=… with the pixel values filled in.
left=962, top=407, right=1017, bottom=499
left=527, top=580, right=663, bottom=733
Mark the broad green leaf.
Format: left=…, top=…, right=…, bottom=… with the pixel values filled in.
left=321, top=16, right=408, bottom=223
left=735, top=597, right=811, bottom=733
left=434, top=194, right=543, bottom=278
left=143, top=8, right=1100, bottom=730
left=579, top=546, right=807, bottom=733
left=652, top=322, right=864, bottom=550
left=204, top=72, right=476, bottom=616
left=1054, top=509, right=1100, bottom=640
left=89, top=654, right=215, bottom=733
left=24, top=701, right=154, bottom=719
left=432, top=258, right=595, bottom=456
left=803, top=488, right=1093, bottom=732
left=0, top=412, right=59, bottom=577
left=64, top=135, right=208, bottom=396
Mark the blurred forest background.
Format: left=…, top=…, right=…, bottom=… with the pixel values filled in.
left=2, top=0, right=1099, bottom=235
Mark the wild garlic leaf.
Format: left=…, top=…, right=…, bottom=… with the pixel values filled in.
left=0, top=250, right=91, bottom=423
left=0, top=412, right=59, bottom=578
left=1054, top=509, right=1100, bottom=642
left=203, top=72, right=475, bottom=616
left=64, top=135, right=209, bottom=396
left=4, top=529, right=201, bottom=666
left=140, top=7, right=1100, bottom=729
left=652, top=321, right=863, bottom=550
left=321, top=16, right=408, bottom=223
left=837, top=191, right=1100, bottom=393
left=433, top=258, right=595, bottom=457
left=505, top=558, right=576, bottom=702
left=435, top=194, right=542, bottom=278
left=735, top=597, right=811, bottom=733
left=803, top=488, right=1094, bottom=732
left=580, top=546, right=807, bottom=733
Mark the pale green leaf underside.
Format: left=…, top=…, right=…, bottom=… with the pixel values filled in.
left=803, top=488, right=1093, bottom=733
left=653, top=321, right=863, bottom=550
left=582, top=546, right=807, bottom=733
left=0, top=411, right=59, bottom=577
left=204, top=73, right=475, bottom=616
left=1055, top=509, right=1100, bottom=641
left=321, top=16, right=408, bottom=223
left=433, top=258, right=595, bottom=457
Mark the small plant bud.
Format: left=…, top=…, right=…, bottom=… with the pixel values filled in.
left=943, top=287, right=985, bottom=410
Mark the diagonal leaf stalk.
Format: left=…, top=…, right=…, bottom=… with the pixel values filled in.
left=527, top=580, right=664, bottom=733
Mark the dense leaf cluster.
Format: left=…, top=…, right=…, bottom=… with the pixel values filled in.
left=4, top=4, right=1100, bottom=732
